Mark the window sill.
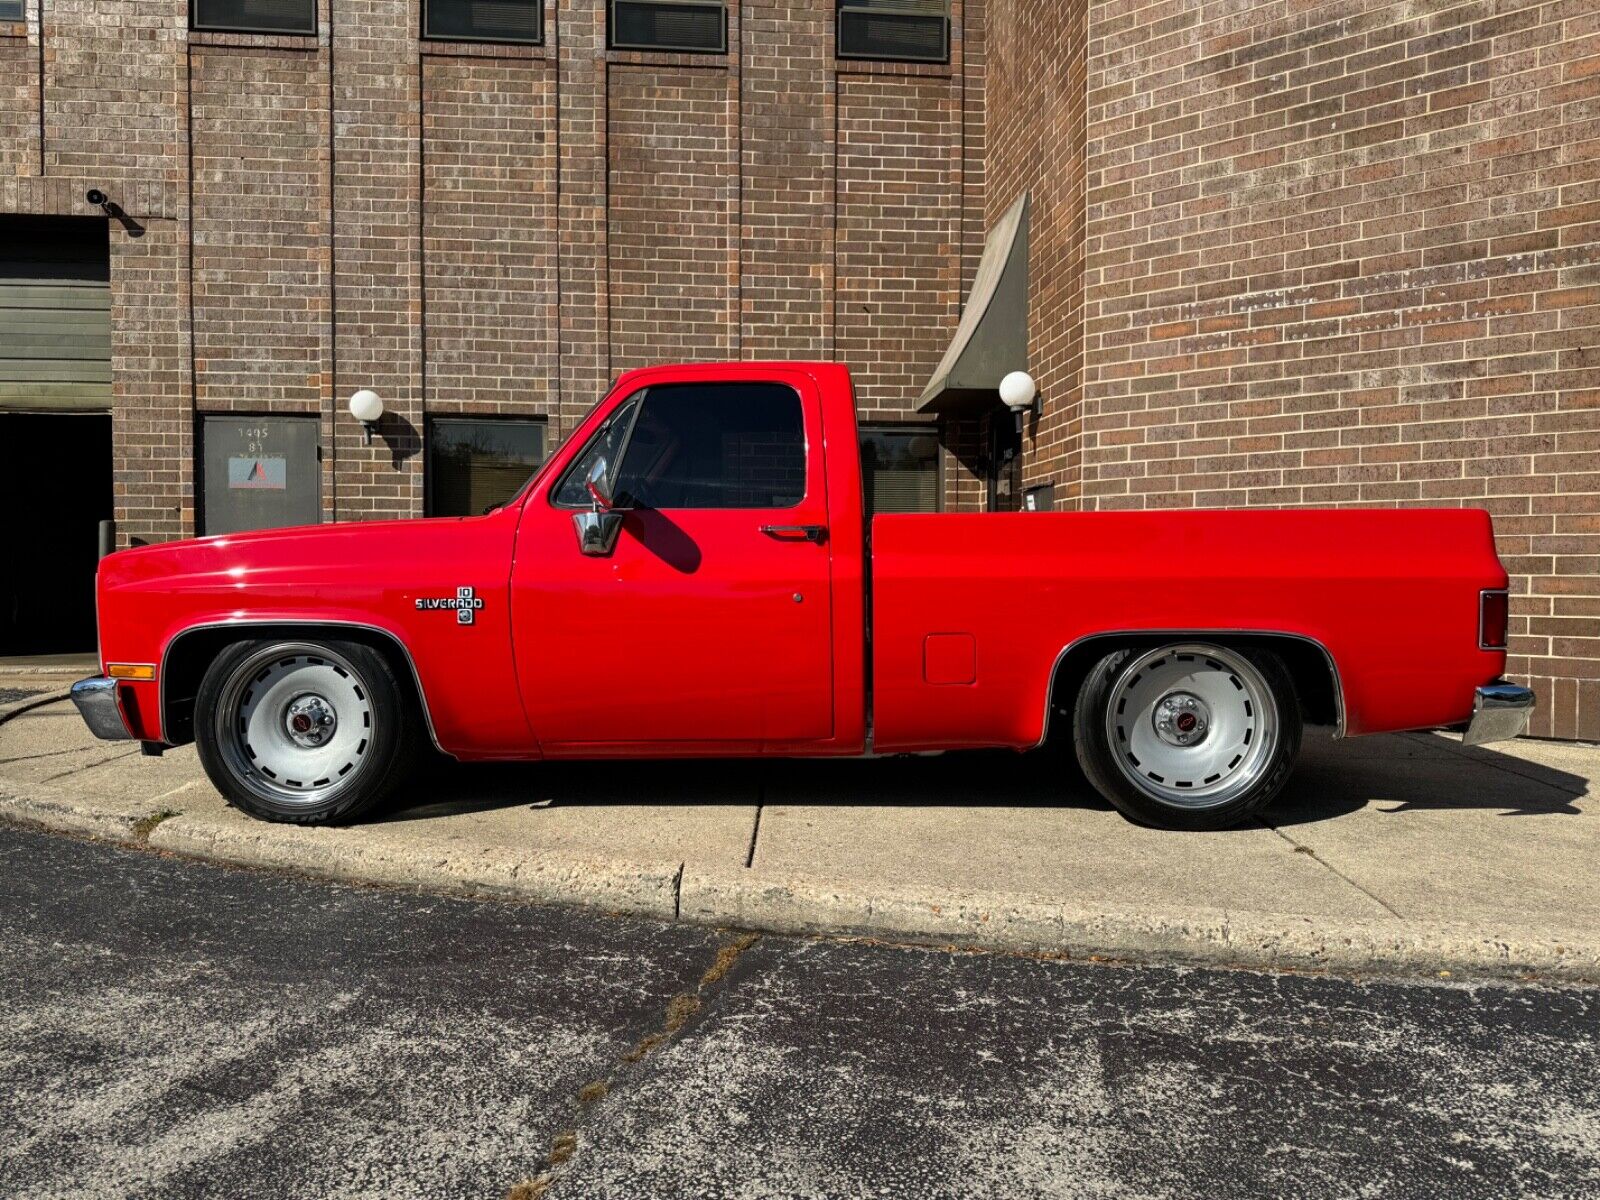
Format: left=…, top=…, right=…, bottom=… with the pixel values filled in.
left=421, top=38, right=548, bottom=61
left=605, top=46, right=730, bottom=69
left=189, top=28, right=323, bottom=51
left=836, top=56, right=953, bottom=79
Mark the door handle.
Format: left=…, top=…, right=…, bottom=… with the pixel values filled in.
left=761, top=524, right=828, bottom=544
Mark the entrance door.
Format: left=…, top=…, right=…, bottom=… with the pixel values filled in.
left=0, top=215, right=112, bottom=656
left=511, top=377, right=835, bottom=749
left=0, top=413, right=113, bottom=655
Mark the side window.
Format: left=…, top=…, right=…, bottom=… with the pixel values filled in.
left=613, top=383, right=805, bottom=509
left=553, top=395, right=641, bottom=507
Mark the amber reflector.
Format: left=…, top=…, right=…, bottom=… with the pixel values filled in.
left=1480, top=591, right=1509, bottom=650
left=107, top=664, right=156, bottom=681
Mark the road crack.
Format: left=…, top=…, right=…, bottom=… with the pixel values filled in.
left=503, top=930, right=762, bottom=1199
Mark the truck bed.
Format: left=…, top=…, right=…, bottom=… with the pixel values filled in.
left=868, top=508, right=1508, bottom=754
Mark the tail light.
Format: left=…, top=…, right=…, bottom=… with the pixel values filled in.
left=1480, top=589, right=1509, bottom=650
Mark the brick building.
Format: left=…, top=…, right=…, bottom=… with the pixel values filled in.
left=1, top=0, right=1596, bottom=738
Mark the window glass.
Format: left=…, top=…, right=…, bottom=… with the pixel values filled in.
left=836, top=0, right=949, bottom=63
left=191, top=0, right=317, bottom=35
left=425, top=0, right=541, bottom=43
left=0, top=1, right=23, bottom=20
left=553, top=396, right=640, bottom=507
left=609, top=0, right=727, bottom=53
left=427, top=418, right=545, bottom=517
left=860, top=426, right=941, bottom=517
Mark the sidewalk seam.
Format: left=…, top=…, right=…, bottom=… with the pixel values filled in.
left=1259, top=821, right=1402, bottom=919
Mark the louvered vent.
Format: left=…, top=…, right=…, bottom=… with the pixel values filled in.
left=191, top=0, right=316, bottom=34
left=426, top=0, right=541, bottom=42
left=838, top=0, right=948, bottom=63
left=610, top=0, right=726, bottom=53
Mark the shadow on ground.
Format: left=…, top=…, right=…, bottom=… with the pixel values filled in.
left=383, top=727, right=1590, bottom=828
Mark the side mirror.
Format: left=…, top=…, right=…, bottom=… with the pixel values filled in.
left=585, top=457, right=615, bottom=511
left=573, top=509, right=624, bottom=557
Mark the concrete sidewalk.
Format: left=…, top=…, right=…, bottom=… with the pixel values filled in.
left=3, top=674, right=1596, bottom=982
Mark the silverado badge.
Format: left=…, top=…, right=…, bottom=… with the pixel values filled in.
left=415, top=586, right=485, bottom=626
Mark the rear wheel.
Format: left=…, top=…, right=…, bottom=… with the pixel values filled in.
left=194, top=638, right=420, bottom=824
left=1073, top=642, right=1301, bottom=831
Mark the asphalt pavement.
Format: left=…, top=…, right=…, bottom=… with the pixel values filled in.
left=1, top=825, right=1596, bottom=1200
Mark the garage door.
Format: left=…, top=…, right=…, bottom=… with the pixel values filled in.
left=0, top=215, right=111, bottom=412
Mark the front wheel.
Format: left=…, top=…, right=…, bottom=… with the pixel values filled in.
left=1073, top=642, right=1301, bottom=831
left=194, top=638, right=420, bottom=824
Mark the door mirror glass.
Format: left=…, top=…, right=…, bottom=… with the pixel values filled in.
left=584, top=456, right=615, bottom=511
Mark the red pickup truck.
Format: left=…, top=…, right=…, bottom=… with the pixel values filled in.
left=73, top=362, right=1533, bottom=830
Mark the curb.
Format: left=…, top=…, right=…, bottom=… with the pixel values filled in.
left=2, top=774, right=1596, bottom=985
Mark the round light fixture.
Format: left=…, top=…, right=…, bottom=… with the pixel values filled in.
left=348, top=389, right=384, bottom=424
left=999, top=370, right=1037, bottom=412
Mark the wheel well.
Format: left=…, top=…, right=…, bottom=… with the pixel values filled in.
left=1043, top=632, right=1342, bottom=745
left=160, top=624, right=425, bottom=747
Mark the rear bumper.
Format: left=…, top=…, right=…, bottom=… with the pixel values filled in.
left=1462, top=681, right=1535, bottom=747
left=71, top=676, right=133, bottom=741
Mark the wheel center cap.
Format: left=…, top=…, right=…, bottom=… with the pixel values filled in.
left=284, top=694, right=337, bottom=749
left=1153, top=692, right=1210, bottom=747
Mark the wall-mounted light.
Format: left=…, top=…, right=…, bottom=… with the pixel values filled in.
left=999, top=370, right=1037, bottom=435
left=348, top=389, right=384, bottom=444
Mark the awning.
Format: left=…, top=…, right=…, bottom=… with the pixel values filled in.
left=917, top=191, right=1028, bottom=415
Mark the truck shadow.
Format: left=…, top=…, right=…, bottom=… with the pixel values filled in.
left=383, top=729, right=1590, bottom=827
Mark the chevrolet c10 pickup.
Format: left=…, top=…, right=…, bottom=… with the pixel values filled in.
left=73, top=361, right=1534, bottom=830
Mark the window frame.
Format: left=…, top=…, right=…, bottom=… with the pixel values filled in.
left=551, top=381, right=810, bottom=512
left=835, top=0, right=951, bottom=65
left=189, top=0, right=318, bottom=36
left=608, top=0, right=728, bottom=55
left=424, top=413, right=548, bottom=519
left=421, top=0, right=544, bottom=46
left=859, top=422, right=944, bottom=518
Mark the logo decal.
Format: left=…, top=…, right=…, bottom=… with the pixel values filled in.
left=415, top=586, right=485, bottom=626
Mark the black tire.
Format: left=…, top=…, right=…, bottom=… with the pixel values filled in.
left=194, top=638, right=422, bottom=824
left=1073, top=642, right=1302, bottom=831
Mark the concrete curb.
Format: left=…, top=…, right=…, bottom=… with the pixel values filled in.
left=679, top=867, right=1600, bottom=983
left=144, top=814, right=683, bottom=920
left=2, top=773, right=1596, bottom=984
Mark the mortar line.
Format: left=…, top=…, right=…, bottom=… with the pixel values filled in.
left=1258, top=820, right=1403, bottom=919
left=1403, top=732, right=1589, bottom=800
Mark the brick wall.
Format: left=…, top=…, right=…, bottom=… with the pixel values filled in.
left=989, top=0, right=1600, bottom=739
left=0, top=0, right=984, bottom=545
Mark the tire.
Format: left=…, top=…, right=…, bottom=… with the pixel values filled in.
left=194, top=638, right=421, bottom=825
left=1073, top=642, right=1302, bottom=831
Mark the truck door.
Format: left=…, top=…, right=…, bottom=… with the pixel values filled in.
left=510, top=376, right=834, bottom=748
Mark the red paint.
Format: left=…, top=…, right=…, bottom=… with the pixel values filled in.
left=93, top=362, right=1510, bottom=757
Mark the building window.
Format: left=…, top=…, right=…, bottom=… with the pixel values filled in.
left=427, top=418, right=546, bottom=517
left=191, top=0, right=317, bottom=35
left=0, top=1, right=23, bottom=21
left=555, top=383, right=804, bottom=509
left=860, top=425, right=942, bottom=518
left=837, top=0, right=949, bottom=63
left=609, top=0, right=726, bottom=54
left=424, top=0, right=541, bottom=43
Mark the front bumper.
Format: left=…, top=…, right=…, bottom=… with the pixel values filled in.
left=1462, top=681, right=1535, bottom=747
left=71, top=676, right=133, bottom=741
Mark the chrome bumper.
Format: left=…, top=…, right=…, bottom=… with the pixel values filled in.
left=1462, top=681, right=1535, bottom=748
left=71, top=676, right=132, bottom=741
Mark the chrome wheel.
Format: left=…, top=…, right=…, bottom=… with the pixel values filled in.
left=214, top=643, right=376, bottom=809
left=1105, top=643, right=1278, bottom=811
